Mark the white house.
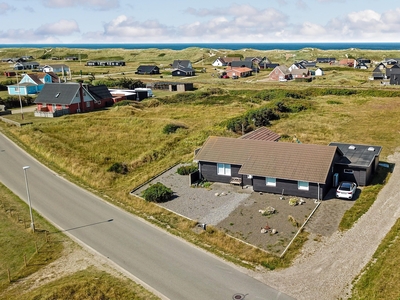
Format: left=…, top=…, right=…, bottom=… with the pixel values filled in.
left=212, top=57, right=227, bottom=67
left=315, top=68, right=324, bottom=76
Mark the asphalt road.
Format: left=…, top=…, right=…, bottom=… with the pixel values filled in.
left=0, top=133, right=294, bottom=300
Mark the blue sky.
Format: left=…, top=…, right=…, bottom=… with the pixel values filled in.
left=1, top=0, right=400, bottom=44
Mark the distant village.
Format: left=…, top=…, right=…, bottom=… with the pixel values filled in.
left=1, top=53, right=399, bottom=118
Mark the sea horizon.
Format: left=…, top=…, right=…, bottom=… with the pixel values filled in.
left=1, top=42, right=400, bottom=51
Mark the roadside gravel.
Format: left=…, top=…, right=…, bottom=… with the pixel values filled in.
left=248, top=151, right=400, bottom=300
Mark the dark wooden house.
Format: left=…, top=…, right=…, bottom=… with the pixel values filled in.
left=194, top=137, right=343, bottom=200
left=135, top=65, right=160, bottom=75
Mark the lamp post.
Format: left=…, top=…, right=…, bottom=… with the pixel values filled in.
left=23, top=166, right=35, bottom=232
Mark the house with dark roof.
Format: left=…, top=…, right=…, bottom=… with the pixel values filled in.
left=171, top=60, right=195, bottom=76
left=371, top=65, right=386, bottom=80
left=194, top=137, right=343, bottom=199
left=316, top=57, right=336, bottom=64
left=34, top=83, right=112, bottom=117
left=386, top=64, right=400, bottom=85
left=135, top=65, right=160, bottom=75
left=329, top=142, right=382, bottom=186
left=13, top=61, right=40, bottom=70
left=7, top=72, right=59, bottom=96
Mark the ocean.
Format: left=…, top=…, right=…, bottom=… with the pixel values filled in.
left=1, top=42, right=400, bottom=51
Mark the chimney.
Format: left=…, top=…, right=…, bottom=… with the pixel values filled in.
left=79, top=82, right=85, bottom=112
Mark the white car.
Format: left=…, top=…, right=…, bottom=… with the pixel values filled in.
left=336, top=181, right=357, bottom=200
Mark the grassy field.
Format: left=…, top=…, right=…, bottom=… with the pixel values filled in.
left=1, top=46, right=400, bottom=298
left=0, top=182, right=157, bottom=299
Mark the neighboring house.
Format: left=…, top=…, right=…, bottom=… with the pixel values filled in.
left=338, top=59, right=356, bottom=67
left=148, top=81, right=194, bottom=92
left=357, top=58, right=371, bottom=64
left=298, top=60, right=317, bottom=68
left=268, top=65, right=291, bottom=81
left=193, top=136, right=343, bottom=199
left=316, top=57, right=336, bottom=64
left=225, top=67, right=252, bottom=78
left=220, top=57, right=241, bottom=66
left=386, top=65, right=400, bottom=84
left=261, top=63, right=280, bottom=69
left=135, top=65, right=160, bottom=75
left=171, top=60, right=195, bottom=76
left=7, top=72, right=59, bottom=96
left=371, top=66, right=385, bottom=80
left=172, top=60, right=192, bottom=69
left=244, top=57, right=266, bottom=65
left=13, top=61, right=40, bottom=70
left=230, top=60, right=253, bottom=69
left=289, top=62, right=306, bottom=72
left=86, top=60, right=126, bottom=66
left=172, top=68, right=195, bottom=77
left=41, top=64, right=70, bottom=74
left=355, top=62, right=368, bottom=69
left=212, top=57, right=227, bottom=67
left=34, top=83, right=112, bottom=117
left=291, top=68, right=310, bottom=79
left=329, top=142, right=382, bottom=186
left=239, top=127, right=281, bottom=142
left=315, top=68, right=324, bottom=76
left=385, top=58, right=399, bottom=65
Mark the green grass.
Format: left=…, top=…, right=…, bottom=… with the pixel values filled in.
left=350, top=218, right=400, bottom=300
left=0, top=181, right=64, bottom=291
left=5, top=267, right=159, bottom=300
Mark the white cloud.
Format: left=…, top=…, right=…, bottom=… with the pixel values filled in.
left=42, top=0, right=119, bottom=10
left=0, top=29, right=63, bottom=43
left=101, top=15, right=173, bottom=40
left=35, top=19, right=80, bottom=36
left=0, top=2, right=15, bottom=14
left=297, top=22, right=327, bottom=36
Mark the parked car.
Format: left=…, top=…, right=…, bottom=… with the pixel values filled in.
left=336, top=181, right=357, bottom=200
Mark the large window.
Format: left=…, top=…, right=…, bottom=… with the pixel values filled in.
left=266, top=177, right=276, bottom=186
left=217, top=163, right=231, bottom=176
left=298, top=181, right=309, bottom=191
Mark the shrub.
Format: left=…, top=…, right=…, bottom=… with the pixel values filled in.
left=107, top=162, right=128, bottom=174
left=177, top=164, right=198, bottom=175
left=162, top=123, right=187, bottom=134
left=113, top=100, right=135, bottom=107
left=142, top=183, right=173, bottom=203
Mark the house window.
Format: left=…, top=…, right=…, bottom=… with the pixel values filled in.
left=344, top=169, right=354, bottom=174
left=217, top=163, right=231, bottom=176
left=266, top=177, right=276, bottom=186
left=298, top=181, right=309, bottom=191
left=86, top=101, right=90, bottom=108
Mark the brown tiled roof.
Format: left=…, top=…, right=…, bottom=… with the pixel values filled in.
left=194, top=137, right=339, bottom=183
left=240, top=127, right=280, bottom=142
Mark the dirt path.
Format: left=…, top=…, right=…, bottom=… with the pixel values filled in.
left=248, top=151, right=400, bottom=300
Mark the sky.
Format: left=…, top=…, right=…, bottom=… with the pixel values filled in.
left=1, top=0, right=400, bottom=44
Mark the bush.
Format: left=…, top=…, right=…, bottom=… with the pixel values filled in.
left=113, top=100, right=135, bottom=107
left=177, top=164, right=198, bottom=175
left=162, top=123, right=187, bottom=134
left=142, top=183, right=173, bottom=203
left=107, top=162, right=128, bottom=174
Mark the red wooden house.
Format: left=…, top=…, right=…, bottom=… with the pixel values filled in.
left=34, top=83, right=113, bottom=117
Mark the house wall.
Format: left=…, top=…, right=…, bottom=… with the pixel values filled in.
left=334, top=165, right=367, bottom=186
left=199, top=161, right=243, bottom=184
left=252, top=177, right=325, bottom=199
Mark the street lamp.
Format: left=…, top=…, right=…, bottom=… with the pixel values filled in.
left=23, top=166, right=35, bottom=232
